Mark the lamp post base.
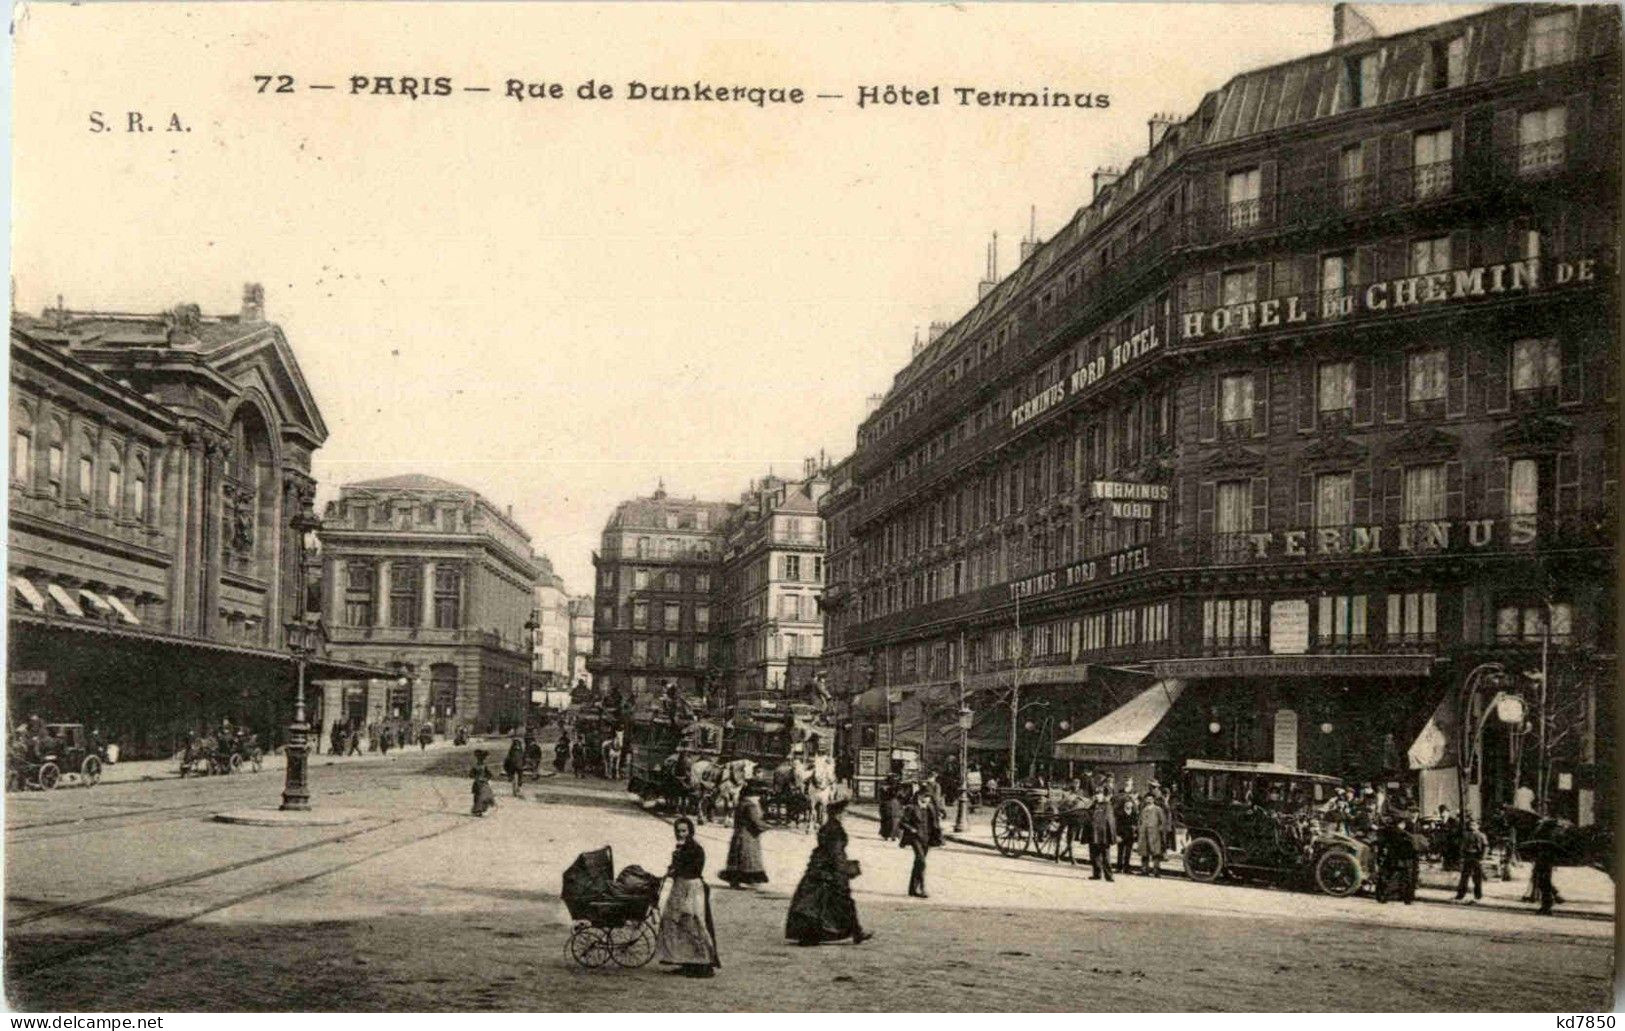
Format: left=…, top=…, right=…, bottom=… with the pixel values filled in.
left=953, top=796, right=965, bottom=834
left=280, top=720, right=311, bottom=812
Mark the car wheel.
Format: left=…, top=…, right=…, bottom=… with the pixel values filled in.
left=81, top=755, right=102, bottom=786
left=37, top=762, right=60, bottom=791
left=1184, top=837, right=1224, bottom=883
left=1315, top=848, right=1363, bottom=897
left=229, top=753, right=243, bottom=774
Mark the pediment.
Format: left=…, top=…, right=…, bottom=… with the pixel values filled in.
left=1201, top=442, right=1266, bottom=474
left=1496, top=414, right=1574, bottom=453
left=207, top=326, right=329, bottom=447
left=1389, top=425, right=1459, bottom=459
left=1302, top=431, right=1367, bottom=467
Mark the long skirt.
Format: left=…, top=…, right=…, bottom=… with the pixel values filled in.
left=785, top=865, right=860, bottom=943
left=878, top=800, right=898, bottom=839
left=471, top=781, right=496, bottom=816
left=654, top=877, right=720, bottom=969
left=721, top=828, right=768, bottom=885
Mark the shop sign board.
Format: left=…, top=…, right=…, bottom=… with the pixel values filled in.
left=1269, top=600, right=1310, bottom=655
left=10, top=670, right=47, bottom=687
left=858, top=750, right=877, bottom=777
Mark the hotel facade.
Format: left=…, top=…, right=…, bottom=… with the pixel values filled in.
left=821, top=5, right=1617, bottom=824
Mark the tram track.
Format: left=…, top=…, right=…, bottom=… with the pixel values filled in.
left=8, top=809, right=476, bottom=976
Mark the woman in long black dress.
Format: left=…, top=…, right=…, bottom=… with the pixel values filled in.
left=785, top=798, right=875, bottom=946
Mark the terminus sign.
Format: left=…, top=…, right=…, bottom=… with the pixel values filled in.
left=1009, top=323, right=1163, bottom=429
left=1237, top=514, right=1542, bottom=559
left=1008, top=545, right=1152, bottom=601
left=1181, top=256, right=1600, bottom=340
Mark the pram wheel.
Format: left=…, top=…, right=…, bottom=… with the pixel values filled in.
left=566, top=923, right=613, bottom=968
left=607, top=916, right=657, bottom=968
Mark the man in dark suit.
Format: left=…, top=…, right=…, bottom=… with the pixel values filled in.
left=898, top=786, right=931, bottom=898
left=1089, top=788, right=1117, bottom=881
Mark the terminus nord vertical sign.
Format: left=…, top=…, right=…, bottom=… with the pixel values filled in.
left=1181, top=255, right=1601, bottom=339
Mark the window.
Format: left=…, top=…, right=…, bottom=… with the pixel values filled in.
left=106, top=461, right=122, bottom=515
left=1215, top=480, right=1252, bottom=534
left=778, top=594, right=797, bottom=619
left=813, top=556, right=824, bottom=583
left=783, top=555, right=801, bottom=581
left=1408, top=349, right=1448, bottom=415
left=599, top=569, right=613, bottom=589
left=11, top=430, right=29, bottom=485
left=633, top=568, right=650, bottom=590
left=1404, top=464, right=1447, bottom=522
left=1346, top=52, right=1380, bottom=109
left=1387, top=591, right=1438, bottom=643
left=1221, top=269, right=1257, bottom=307
left=1432, top=36, right=1466, bottom=90
left=695, top=573, right=710, bottom=593
left=1317, top=594, right=1368, bottom=646
left=694, top=641, right=709, bottom=665
left=631, top=639, right=647, bottom=663
left=132, top=461, right=147, bottom=521
left=1218, top=374, right=1254, bottom=436
left=344, top=562, right=374, bottom=627
left=1202, top=598, right=1264, bottom=651
left=664, top=640, right=679, bottom=663
left=1226, top=167, right=1261, bottom=228
left=1511, top=338, right=1561, bottom=398
left=389, top=563, right=419, bottom=628
left=636, top=537, right=651, bottom=558
left=1518, top=106, right=1567, bottom=175
left=599, top=603, right=615, bottom=627
left=1497, top=602, right=1574, bottom=645
left=695, top=604, right=710, bottom=631
left=695, top=510, right=709, bottom=530
left=1321, top=253, right=1351, bottom=294
left=631, top=675, right=647, bottom=695
left=664, top=511, right=679, bottom=529
left=46, top=422, right=64, bottom=494
left=1317, top=362, right=1354, bottom=425
left=1412, top=129, right=1453, bottom=198
left=632, top=600, right=649, bottom=628
left=77, top=454, right=94, bottom=502
left=434, top=566, right=461, bottom=628
left=1509, top=458, right=1540, bottom=517
left=1338, top=144, right=1369, bottom=207
left=663, top=601, right=680, bottom=630
left=1525, top=11, right=1575, bottom=71
left=1410, top=236, right=1451, bottom=275
left=1316, top=473, right=1353, bottom=527
left=662, top=571, right=680, bottom=590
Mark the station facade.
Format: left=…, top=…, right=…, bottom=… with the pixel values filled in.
left=821, top=5, right=1618, bottom=825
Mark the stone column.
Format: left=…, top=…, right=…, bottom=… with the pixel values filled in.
left=376, top=559, right=392, bottom=628
left=200, top=435, right=229, bottom=639
left=326, top=556, right=342, bottom=624
left=421, top=560, right=437, bottom=628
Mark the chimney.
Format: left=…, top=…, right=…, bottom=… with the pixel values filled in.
left=911, top=326, right=925, bottom=357
left=1148, top=113, right=1178, bottom=150
left=927, top=321, right=949, bottom=346
left=1092, top=167, right=1122, bottom=201
left=1333, top=3, right=1379, bottom=46
left=241, top=282, right=265, bottom=322
left=865, top=393, right=885, bottom=416
left=1019, top=205, right=1040, bottom=261
left=977, top=232, right=999, bottom=299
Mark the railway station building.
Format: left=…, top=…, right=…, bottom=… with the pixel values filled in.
left=820, top=5, right=1618, bottom=825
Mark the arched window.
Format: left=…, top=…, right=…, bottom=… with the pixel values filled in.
left=45, top=420, right=64, bottom=496
left=131, top=457, right=148, bottom=521
left=104, top=441, right=123, bottom=516
left=11, top=418, right=31, bottom=487
left=76, top=431, right=96, bottom=502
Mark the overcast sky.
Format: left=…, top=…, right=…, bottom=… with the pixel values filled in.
left=11, top=2, right=1480, bottom=593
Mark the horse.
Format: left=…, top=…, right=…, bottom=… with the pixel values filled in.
left=1499, top=805, right=1614, bottom=875
left=767, top=759, right=810, bottom=827
left=710, top=759, right=758, bottom=825
left=803, top=755, right=837, bottom=834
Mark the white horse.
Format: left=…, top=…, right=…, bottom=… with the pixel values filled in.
left=711, top=759, right=757, bottom=826
left=802, top=755, right=836, bottom=834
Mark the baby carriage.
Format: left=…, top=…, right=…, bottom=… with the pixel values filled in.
left=561, top=846, right=663, bottom=969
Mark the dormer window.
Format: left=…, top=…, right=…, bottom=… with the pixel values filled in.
left=1345, top=52, right=1381, bottom=109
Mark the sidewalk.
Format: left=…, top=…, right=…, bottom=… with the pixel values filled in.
left=97, top=735, right=467, bottom=785
left=845, top=800, right=1613, bottom=919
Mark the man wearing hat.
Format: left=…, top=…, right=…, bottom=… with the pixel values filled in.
left=1088, top=785, right=1117, bottom=881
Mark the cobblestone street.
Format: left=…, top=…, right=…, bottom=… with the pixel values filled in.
left=5, top=748, right=1613, bottom=1012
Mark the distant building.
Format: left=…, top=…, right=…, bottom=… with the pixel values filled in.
left=718, top=461, right=831, bottom=705
left=532, top=555, right=573, bottom=681
left=567, top=593, right=593, bottom=689
left=317, top=474, right=539, bottom=737
left=588, top=487, right=735, bottom=709
left=7, top=287, right=380, bottom=757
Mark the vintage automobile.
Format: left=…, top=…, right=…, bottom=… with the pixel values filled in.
left=8, top=723, right=105, bottom=790
left=1178, top=759, right=1373, bottom=897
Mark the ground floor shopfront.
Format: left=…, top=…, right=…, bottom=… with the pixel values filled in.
left=7, top=613, right=388, bottom=760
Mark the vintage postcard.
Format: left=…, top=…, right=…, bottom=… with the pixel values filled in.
left=4, top=0, right=1617, bottom=1015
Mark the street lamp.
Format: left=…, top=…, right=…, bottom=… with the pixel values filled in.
left=1456, top=661, right=1522, bottom=860
left=280, top=494, right=322, bottom=812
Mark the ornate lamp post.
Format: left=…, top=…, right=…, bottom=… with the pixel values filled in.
left=1456, top=661, right=1524, bottom=863
left=281, top=494, right=323, bottom=811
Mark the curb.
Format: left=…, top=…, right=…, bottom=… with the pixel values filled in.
left=212, top=806, right=369, bottom=827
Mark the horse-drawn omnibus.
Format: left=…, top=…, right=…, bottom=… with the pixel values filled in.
left=723, top=702, right=836, bottom=825
left=625, top=713, right=723, bottom=805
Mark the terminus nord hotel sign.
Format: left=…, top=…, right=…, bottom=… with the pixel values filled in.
left=1181, top=256, right=1601, bottom=340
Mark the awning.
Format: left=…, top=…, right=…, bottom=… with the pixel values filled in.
left=1053, top=679, right=1184, bottom=763
left=45, top=583, right=84, bottom=618
left=1408, top=691, right=1459, bottom=770
left=79, top=589, right=113, bottom=615
left=105, top=595, right=141, bottom=625
left=10, top=576, right=46, bottom=612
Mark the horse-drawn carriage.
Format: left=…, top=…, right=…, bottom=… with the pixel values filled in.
left=988, top=785, right=1077, bottom=858
left=178, top=729, right=265, bottom=777
left=725, top=704, right=835, bottom=828
left=626, top=715, right=723, bottom=808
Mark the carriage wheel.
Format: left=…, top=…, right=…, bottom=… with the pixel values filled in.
left=565, top=925, right=612, bottom=968
left=229, top=753, right=244, bottom=774
left=36, top=762, right=60, bottom=791
left=250, top=752, right=264, bottom=773
left=991, top=799, right=1033, bottom=857
left=1033, top=815, right=1064, bottom=859
left=80, top=755, right=102, bottom=786
left=1183, top=837, right=1224, bottom=883
left=607, top=920, right=657, bottom=968
left=1314, top=849, right=1363, bottom=898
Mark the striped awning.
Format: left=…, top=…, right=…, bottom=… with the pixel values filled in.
left=45, top=583, right=83, bottom=618
left=105, top=595, right=141, bottom=625
left=10, top=576, right=46, bottom=612
left=79, top=589, right=114, bottom=615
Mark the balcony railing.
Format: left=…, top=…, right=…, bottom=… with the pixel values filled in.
left=1514, top=139, right=1567, bottom=178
